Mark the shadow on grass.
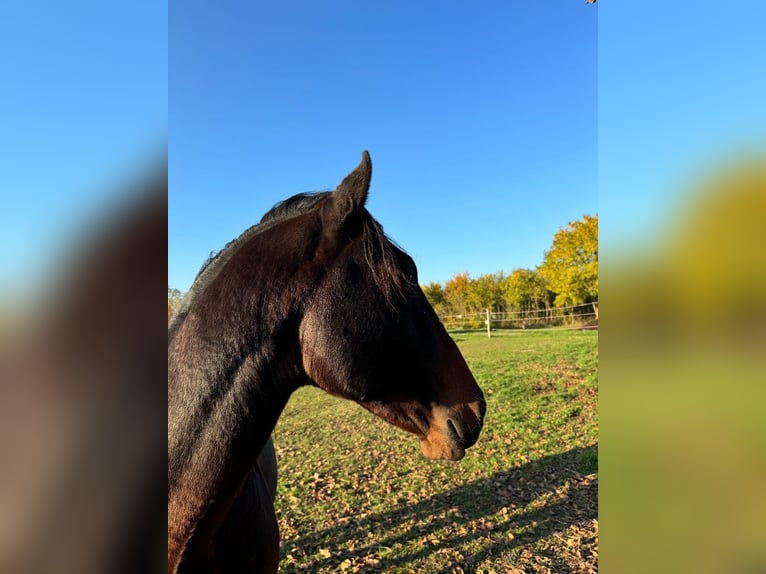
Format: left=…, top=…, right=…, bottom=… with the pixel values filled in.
left=280, top=444, right=597, bottom=573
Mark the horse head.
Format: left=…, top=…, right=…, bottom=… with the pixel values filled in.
left=299, top=152, right=485, bottom=460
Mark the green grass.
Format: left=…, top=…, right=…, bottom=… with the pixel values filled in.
left=272, top=329, right=598, bottom=573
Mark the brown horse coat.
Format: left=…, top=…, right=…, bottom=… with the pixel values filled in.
left=168, top=153, right=484, bottom=573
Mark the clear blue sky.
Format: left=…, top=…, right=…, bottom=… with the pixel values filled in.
left=168, top=1, right=598, bottom=291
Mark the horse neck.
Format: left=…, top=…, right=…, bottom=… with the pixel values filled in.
left=168, top=228, right=316, bottom=567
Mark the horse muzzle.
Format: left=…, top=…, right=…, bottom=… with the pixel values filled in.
left=419, top=397, right=485, bottom=461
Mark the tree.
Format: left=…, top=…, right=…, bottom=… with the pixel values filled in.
left=538, top=214, right=598, bottom=316
left=421, top=282, right=447, bottom=316
left=444, top=272, right=471, bottom=315
left=503, top=268, right=552, bottom=313
left=168, top=286, right=184, bottom=319
left=468, top=272, right=507, bottom=313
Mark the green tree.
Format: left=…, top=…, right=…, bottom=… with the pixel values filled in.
left=468, top=272, right=507, bottom=312
left=421, top=282, right=447, bottom=316
left=168, top=286, right=184, bottom=319
left=421, top=282, right=445, bottom=307
left=538, top=214, right=598, bottom=315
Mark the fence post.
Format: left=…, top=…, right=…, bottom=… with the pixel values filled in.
left=485, top=308, right=491, bottom=338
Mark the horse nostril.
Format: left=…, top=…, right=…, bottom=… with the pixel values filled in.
left=478, top=396, right=487, bottom=420
left=447, top=417, right=482, bottom=450
left=446, top=419, right=465, bottom=447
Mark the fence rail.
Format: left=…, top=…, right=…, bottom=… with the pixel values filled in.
left=439, top=302, right=598, bottom=336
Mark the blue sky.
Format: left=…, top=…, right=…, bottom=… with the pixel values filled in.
left=0, top=0, right=167, bottom=296
left=2, top=2, right=763, bottom=297
left=168, top=1, right=597, bottom=291
left=599, top=2, right=766, bottom=256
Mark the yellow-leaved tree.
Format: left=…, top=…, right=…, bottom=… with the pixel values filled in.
left=503, top=268, right=552, bottom=314
left=444, top=272, right=472, bottom=315
left=538, top=214, right=598, bottom=317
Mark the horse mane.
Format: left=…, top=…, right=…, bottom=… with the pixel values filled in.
left=195, top=192, right=330, bottom=282
left=168, top=192, right=331, bottom=340
left=168, top=190, right=411, bottom=341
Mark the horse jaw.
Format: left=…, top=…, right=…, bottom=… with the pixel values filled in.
left=358, top=400, right=476, bottom=461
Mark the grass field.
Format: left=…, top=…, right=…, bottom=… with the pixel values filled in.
left=272, top=329, right=598, bottom=573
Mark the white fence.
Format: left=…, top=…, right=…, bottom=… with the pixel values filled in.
left=439, top=302, right=598, bottom=336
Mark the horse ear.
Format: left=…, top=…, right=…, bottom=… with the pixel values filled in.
left=325, top=151, right=372, bottom=231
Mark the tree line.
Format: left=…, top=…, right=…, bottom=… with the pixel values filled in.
left=169, top=213, right=597, bottom=324
left=421, top=214, right=598, bottom=321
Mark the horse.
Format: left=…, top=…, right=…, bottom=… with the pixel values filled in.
left=168, top=152, right=486, bottom=573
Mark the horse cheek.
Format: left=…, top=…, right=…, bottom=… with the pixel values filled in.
left=298, top=306, right=344, bottom=395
